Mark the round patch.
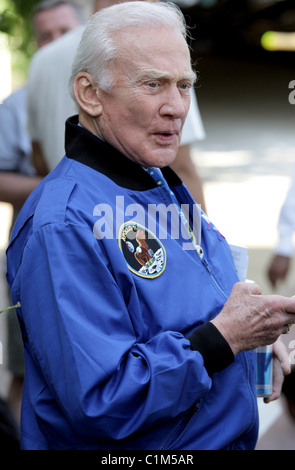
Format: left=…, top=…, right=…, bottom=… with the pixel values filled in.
left=118, top=221, right=166, bottom=279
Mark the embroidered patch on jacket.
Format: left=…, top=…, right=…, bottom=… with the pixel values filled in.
left=118, top=221, right=166, bottom=279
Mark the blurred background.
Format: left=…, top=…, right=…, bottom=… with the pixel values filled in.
left=1, top=0, right=295, bottom=450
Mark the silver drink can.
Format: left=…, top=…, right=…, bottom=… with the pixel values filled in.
left=255, top=345, right=273, bottom=397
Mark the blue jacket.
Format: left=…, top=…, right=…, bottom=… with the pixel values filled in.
left=6, top=116, right=258, bottom=450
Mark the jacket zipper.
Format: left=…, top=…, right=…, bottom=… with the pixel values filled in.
left=160, top=401, right=201, bottom=450
left=163, top=185, right=228, bottom=301
left=201, top=257, right=228, bottom=301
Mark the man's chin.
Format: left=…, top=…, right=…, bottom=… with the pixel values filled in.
left=145, top=147, right=179, bottom=168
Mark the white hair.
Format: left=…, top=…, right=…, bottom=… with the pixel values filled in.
left=69, top=1, right=190, bottom=100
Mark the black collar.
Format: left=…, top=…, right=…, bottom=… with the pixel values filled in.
left=65, top=115, right=182, bottom=191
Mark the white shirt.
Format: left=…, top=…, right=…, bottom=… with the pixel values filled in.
left=275, top=174, right=295, bottom=257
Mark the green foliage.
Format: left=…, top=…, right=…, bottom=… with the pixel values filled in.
left=0, top=0, right=40, bottom=81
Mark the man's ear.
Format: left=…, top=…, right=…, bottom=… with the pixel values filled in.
left=73, top=72, right=103, bottom=117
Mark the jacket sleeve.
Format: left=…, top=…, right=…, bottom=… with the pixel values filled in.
left=18, top=222, right=224, bottom=440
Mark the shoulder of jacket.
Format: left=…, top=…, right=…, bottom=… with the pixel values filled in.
left=33, top=177, right=76, bottom=230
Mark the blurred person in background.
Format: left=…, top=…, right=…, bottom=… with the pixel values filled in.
left=27, top=0, right=207, bottom=211
left=0, top=0, right=84, bottom=425
left=268, top=174, right=295, bottom=289
left=33, top=0, right=84, bottom=47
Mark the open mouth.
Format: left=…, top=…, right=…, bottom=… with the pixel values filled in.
left=155, top=132, right=177, bottom=144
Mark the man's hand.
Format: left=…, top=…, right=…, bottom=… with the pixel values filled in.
left=263, top=338, right=291, bottom=403
left=267, top=254, right=291, bottom=288
left=211, top=282, right=295, bottom=356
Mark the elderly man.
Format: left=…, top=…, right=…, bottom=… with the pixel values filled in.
left=6, top=1, right=295, bottom=450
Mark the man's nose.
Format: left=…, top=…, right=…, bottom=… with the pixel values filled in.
left=159, top=85, right=188, bottom=119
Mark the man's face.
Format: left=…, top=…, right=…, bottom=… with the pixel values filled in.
left=95, top=26, right=195, bottom=168
left=34, top=4, right=80, bottom=48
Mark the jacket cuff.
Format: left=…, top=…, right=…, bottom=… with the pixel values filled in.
left=187, top=322, right=234, bottom=374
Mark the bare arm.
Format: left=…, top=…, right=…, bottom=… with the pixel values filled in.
left=267, top=254, right=291, bottom=288
left=264, top=338, right=291, bottom=403
left=0, top=140, right=45, bottom=208
left=0, top=172, right=42, bottom=207
left=32, top=141, right=49, bottom=177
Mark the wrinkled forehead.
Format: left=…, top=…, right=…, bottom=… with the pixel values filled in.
left=112, top=24, right=193, bottom=76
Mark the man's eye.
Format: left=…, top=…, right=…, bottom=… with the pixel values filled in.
left=179, top=83, right=191, bottom=90
left=148, top=82, right=158, bottom=88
